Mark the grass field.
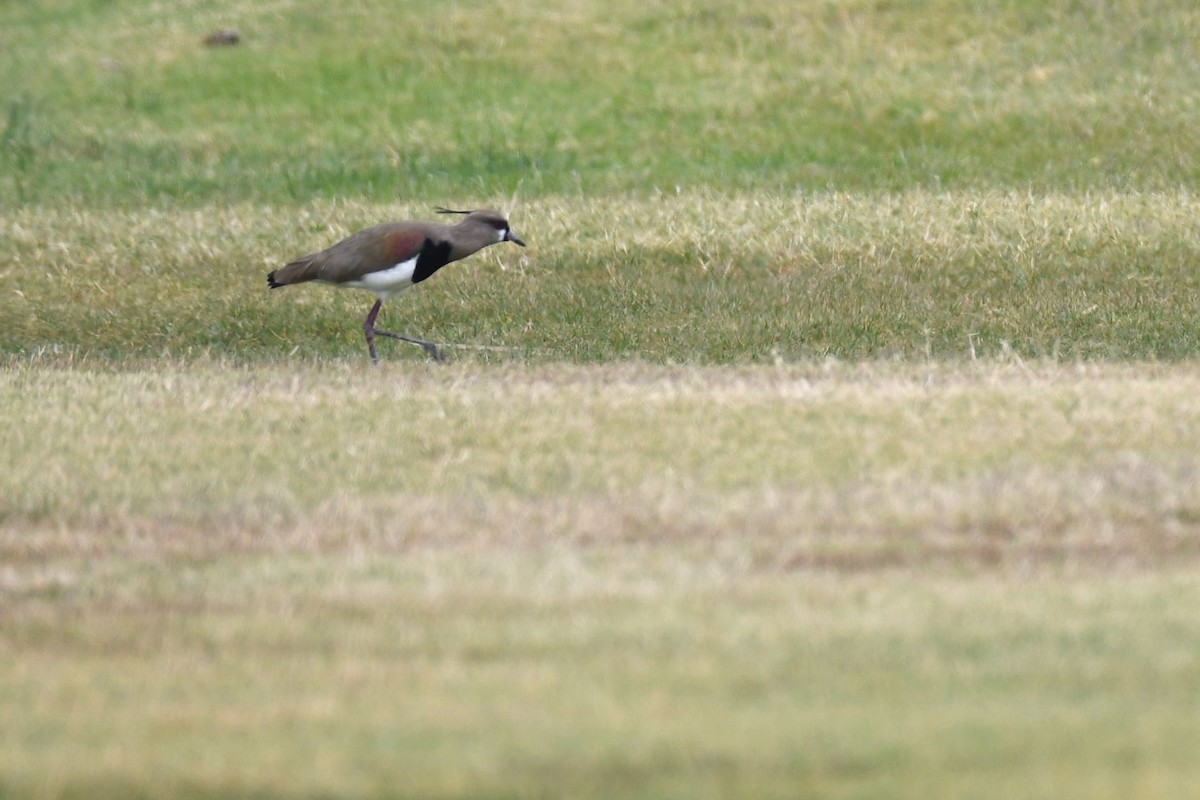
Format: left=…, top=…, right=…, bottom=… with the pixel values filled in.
left=6, top=191, right=1200, bottom=362
left=4, top=360, right=1200, bottom=799
left=3, top=0, right=1200, bottom=204
left=4, top=0, right=1200, bottom=798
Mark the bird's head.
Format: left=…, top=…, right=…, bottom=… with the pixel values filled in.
left=437, top=207, right=526, bottom=248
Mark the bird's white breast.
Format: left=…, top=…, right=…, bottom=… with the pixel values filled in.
left=341, top=255, right=418, bottom=299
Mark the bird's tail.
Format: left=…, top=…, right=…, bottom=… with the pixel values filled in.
left=267, top=257, right=318, bottom=289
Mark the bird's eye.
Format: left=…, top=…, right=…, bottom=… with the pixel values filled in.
left=490, top=220, right=507, bottom=230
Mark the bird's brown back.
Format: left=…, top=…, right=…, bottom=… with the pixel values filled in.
left=268, top=211, right=515, bottom=288
left=270, top=221, right=444, bottom=286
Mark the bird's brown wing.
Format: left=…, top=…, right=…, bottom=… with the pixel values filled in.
left=312, top=224, right=428, bottom=283
left=269, top=223, right=431, bottom=287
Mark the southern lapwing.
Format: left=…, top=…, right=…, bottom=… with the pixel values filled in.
left=267, top=208, right=525, bottom=363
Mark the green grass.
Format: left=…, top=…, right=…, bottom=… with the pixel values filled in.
left=3, top=0, right=1200, bottom=205
left=3, top=0, right=1199, bottom=363
left=5, top=191, right=1200, bottom=362
left=5, top=0, right=1200, bottom=797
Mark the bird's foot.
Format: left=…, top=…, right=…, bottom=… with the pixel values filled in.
left=422, top=342, right=448, bottom=363
left=374, top=329, right=448, bottom=363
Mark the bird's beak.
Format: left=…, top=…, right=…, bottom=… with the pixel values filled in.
left=506, top=229, right=526, bottom=247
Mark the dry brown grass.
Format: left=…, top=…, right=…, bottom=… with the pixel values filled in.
left=4, top=359, right=1200, bottom=800
left=4, top=357, right=1199, bottom=574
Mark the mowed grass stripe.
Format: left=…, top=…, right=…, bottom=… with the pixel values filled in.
left=4, top=0, right=1200, bottom=203
left=4, top=191, right=1200, bottom=362
left=3, top=360, right=1199, bottom=572
left=4, top=569, right=1200, bottom=800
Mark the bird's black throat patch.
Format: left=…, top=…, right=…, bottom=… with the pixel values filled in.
left=412, top=238, right=453, bottom=284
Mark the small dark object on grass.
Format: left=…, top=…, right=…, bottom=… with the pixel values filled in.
left=204, top=28, right=240, bottom=47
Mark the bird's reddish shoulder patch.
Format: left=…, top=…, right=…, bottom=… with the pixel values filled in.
left=383, top=230, right=425, bottom=262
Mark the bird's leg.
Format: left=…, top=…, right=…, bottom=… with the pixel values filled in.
left=363, top=298, right=446, bottom=363
left=362, top=299, right=383, bottom=365
left=374, top=330, right=447, bottom=362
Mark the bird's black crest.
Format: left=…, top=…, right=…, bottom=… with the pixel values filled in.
left=412, top=238, right=454, bottom=284
left=434, top=206, right=472, bottom=215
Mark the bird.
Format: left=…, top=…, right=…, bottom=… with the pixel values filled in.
left=267, top=208, right=525, bottom=363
